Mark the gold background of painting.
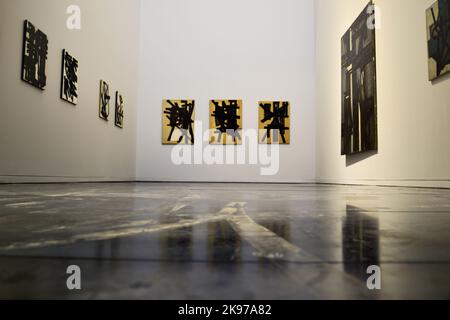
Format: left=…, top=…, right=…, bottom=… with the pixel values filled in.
left=258, top=101, right=291, bottom=145
left=162, top=100, right=195, bottom=145
left=209, top=100, right=243, bottom=145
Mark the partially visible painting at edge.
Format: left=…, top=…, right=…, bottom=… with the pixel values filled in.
left=426, top=0, right=450, bottom=81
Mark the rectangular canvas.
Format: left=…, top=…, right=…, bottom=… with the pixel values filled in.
left=258, top=101, right=290, bottom=145
left=22, top=20, right=48, bottom=90
left=341, top=2, right=378, bottom=155
left=426, top=0, right=450, bottom=81
left=162, top=100, right=195, bottom=145
left=99, top=80, right=110, bottom=121
left=115, top=91, right=124, bottom=129
left=60, top=50, right=79, bottom=105
left=209, top=100, right=242, bottom=145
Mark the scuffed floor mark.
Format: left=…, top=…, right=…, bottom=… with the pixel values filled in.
left=5, top=202, right=45, bottom=208
left=0, top=205, right=239, bottom=251
left=224, top=203, right=318, bottom=262
left=170, top=204, right=187, bottom=213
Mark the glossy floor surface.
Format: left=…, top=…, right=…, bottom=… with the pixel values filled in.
left=0, top=183, right=449, bottom=299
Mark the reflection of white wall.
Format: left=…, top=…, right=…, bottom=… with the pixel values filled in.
left=0, top=0, right=140, bottom=182
left=136, top=0, right=316, bottom=183
left=315, top=0, right=450, bottom=188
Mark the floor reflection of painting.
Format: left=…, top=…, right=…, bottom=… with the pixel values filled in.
left=342, top=205, right=380, bottom=282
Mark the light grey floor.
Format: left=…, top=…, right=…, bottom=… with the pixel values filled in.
left=0, top=183, right=449, bottom=299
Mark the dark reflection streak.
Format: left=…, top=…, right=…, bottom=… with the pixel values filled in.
left=342, top=205, right=380, bottom=282
left=207, top=221, right=241, bottom=263
left=159, top=212, right=193, bottom=262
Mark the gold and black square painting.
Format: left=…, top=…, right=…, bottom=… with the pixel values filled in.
left=209, top=100, right=242, bottom=145
left=162, top=100, right=195, bottom=145
left=258, top=101, right=290, bottom=145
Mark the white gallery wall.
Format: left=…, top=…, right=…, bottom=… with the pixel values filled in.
left=136, top=0, right=317, bottom=183
left=315, top=0, right=450, bottom=188
left=0, top=0, right=140, bottom=182
left=1, top=0, right=450, bottom=187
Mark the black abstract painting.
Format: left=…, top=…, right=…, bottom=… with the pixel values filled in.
left=427, top=0, right=450, bottom=81
left=341, top=2, right=378, bottom=156
left=61, top=50, right=79, bottom=105
left=259, top=101, right=290, bottom=145
left=115, top=92, right=124, bottom=129
left=162, top=100, right=195, bottom=145
left=209, top=100, right=242, bottom=145
left=21, top=20, right=48, bottom=90
left=99, top=80, right=110, bottom=121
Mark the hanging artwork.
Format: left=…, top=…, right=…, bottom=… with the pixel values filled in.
left=341, top=2, right=378, bottom=156
left=60, top=50, right=79, bottom=105
left=162, top=100, right=195, bottom=145
left=210, top=100, right=242, bottom=145
left=426, top=0, right=450, bottom=81
left=258, top=101, right=290, bottom=145
left=21, top=20, right=48, bottom=90
left=115, top=92, right=124, bottom=129
left=99, top=80, right=110, bottom=121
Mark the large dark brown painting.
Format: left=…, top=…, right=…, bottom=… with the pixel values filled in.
left=341, top=2, right=378, bottom=156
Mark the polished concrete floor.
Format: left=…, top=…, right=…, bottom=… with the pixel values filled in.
left=0, top=182, right=449, bottom=299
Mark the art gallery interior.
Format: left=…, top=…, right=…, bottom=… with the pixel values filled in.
left=0, top=0, right=449, bottom=300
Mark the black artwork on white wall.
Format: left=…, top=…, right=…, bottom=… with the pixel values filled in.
left=61, top=50, right=79, bottom=105
left=21, top=20, right=48, bottom=90
left=99, top=80, right=111, bottom=121
left=115, top=91, right=124, bottom=129
left=341, top=2, right=378, bottom=156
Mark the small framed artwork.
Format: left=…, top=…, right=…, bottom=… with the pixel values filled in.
left=258, top=101, right=291, bottom=145
left=162, top=100, right=195, bottom=145
left=99, top=80, right=110, bottom=121
left=22, top=20, right=48, bottom=90
left=115, top=91, right=124, bottom=129
left=60, top=50, right=79, bottom=105
left=209, top=100, right=242, bottom=145
left=426, top=0, right=450, bottom=81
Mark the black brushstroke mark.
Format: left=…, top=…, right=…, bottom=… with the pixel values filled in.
left=21, top=20, right=48, bottom=90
